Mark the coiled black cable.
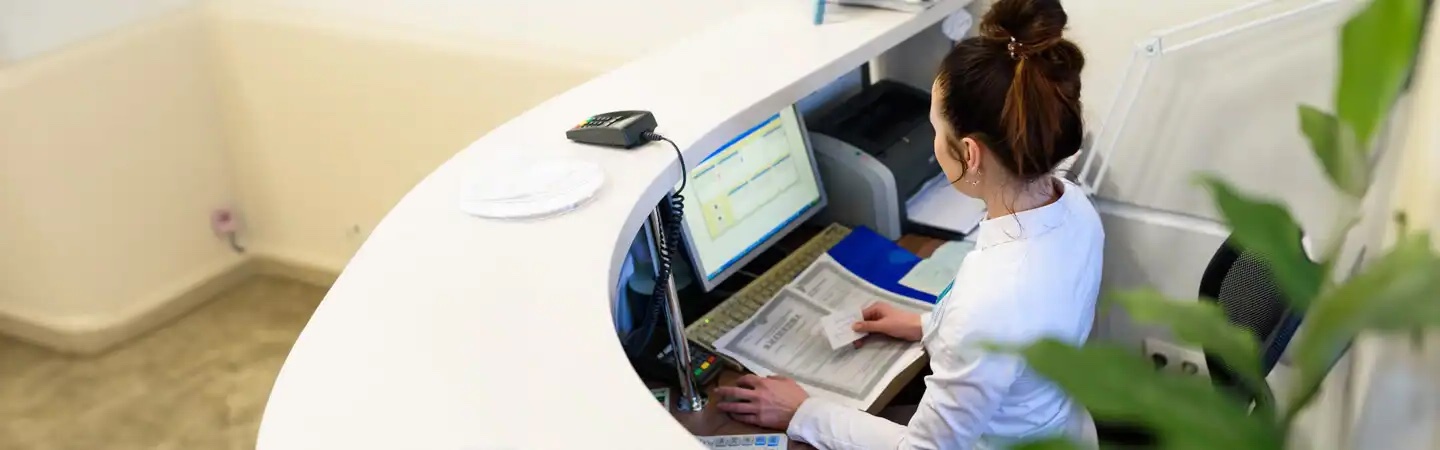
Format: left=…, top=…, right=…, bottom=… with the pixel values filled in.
left=644, top=132, right=687, bottom=195
left=634, top=131, right=687, bottom=355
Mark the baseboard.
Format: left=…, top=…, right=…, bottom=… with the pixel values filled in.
left=0, top=254, right=341, bottom=355
left=251, top=252, right=342, bottom=288
left=0, top=309, right=100, bottom=354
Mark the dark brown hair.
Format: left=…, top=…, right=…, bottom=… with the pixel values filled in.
left=936, top=0, right=1085, bottom=183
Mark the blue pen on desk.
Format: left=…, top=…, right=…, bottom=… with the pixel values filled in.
left=814, top=0, right=826, bottom=25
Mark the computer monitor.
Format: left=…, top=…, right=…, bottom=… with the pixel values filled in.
left=680, top=106, right=827, bottom=292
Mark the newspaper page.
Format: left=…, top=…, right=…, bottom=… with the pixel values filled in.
left=713, top=254, right=931, bottom=410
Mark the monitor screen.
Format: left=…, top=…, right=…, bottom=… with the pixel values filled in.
left=680, top=106, right=826, bottom=291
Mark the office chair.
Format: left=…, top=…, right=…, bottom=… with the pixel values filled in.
left=1196, top=235, right=1307, bottom=406
left=1094, top=235, right=1309, bottom=446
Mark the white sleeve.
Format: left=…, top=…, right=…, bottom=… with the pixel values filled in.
left=786, top=333, right=1024, bottom=450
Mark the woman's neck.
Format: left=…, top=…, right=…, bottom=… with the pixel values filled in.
left=983, top=176, right=1060, bottom=219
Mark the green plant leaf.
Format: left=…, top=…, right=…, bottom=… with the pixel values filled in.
left=1336, top=0, right=1425, bottom=149
left=1286, top=231, right=1440, bottom=421
left=1018, top=339, right=1283, bottom=450
left=1109, top=290, right=1274, bottom=414
left=1298, top=105, right=1367, bottom=196
left=1009, top=436, right=1083, bottom=450
left=1197, top=176, right=1323, bottom=308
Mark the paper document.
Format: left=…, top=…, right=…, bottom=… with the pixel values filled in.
left=716, top=289, right=913, bottom=403
left=791, top=256, right=933, bottom=314
left=905, top=174, right=987, bottom=235
left=898, top=240, right=976, bottom=296
left=714, top=254, right=930, bottom=410
left=933, top=239, right=976, bottom=260
left=818, top=309, right=867, bottom=350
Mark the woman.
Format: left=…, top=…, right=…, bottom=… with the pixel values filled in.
left=713, top=0, right=1103, bottom=448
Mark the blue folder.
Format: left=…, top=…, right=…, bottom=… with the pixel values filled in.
left=825, top=226, right=940, bottom=305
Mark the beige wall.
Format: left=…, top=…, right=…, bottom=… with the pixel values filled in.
left=0, top=11, right=242, bottom=342
left=204, top=4, right=609, bottom=271
left=208, top=0, right=766, bottom=65
left=0, top=4, right=609, bottom=350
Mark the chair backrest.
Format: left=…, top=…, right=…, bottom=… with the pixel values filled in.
left=1196, top=236, right=1307, bottom=404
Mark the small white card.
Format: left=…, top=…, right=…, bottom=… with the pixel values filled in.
left=817, top=309, right=867, bottom=350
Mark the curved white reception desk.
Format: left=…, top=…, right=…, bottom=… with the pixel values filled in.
left=257, top=3, right=968, bottom=449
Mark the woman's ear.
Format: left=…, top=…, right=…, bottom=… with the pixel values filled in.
left=959, top=136, right=983, bottom=176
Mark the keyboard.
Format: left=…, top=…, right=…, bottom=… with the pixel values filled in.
left=686, top=224, right=851, bottom=351
left=697, top=433, right=788, bottom=449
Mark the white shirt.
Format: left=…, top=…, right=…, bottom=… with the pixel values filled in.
left=787, top=178, right=1104, bottom=450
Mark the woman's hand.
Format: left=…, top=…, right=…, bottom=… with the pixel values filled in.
left=713, top=375, right=809, bottom=431
left=852, top=302, right=923, bottom=343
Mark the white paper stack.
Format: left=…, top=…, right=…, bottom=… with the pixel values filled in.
left=905, top=173, right=987, bottom=236
left=459, top=157, right=603, bottom=220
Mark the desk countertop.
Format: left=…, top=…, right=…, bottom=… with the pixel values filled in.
left=255, top=3, right=968, bottom=449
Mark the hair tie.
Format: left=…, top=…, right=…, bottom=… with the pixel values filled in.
left=1007, top=36, right=1023, bottom=61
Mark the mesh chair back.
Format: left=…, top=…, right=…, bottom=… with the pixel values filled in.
left=1198, top=237, right=1306, bottom=403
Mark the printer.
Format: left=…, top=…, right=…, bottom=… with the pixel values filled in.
left=807, top=80, right=977, bottom=241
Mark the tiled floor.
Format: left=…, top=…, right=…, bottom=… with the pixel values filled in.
left=0, top=277, right=326, bottom=450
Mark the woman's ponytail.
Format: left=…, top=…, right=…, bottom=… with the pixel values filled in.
left=938, top=0, right=1085, bottom=181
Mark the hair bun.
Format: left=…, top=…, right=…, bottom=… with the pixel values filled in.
left=979, top=0, right=1069, bottom=55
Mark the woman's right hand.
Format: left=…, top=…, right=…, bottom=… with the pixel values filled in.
left=851, top=302, right=923, bottom=343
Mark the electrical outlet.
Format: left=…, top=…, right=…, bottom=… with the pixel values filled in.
left=1143, top=338, right=1209, bottom=377
left=211, top=208, right=239, bottom=235
left=211, top=207, right=246, bottom=253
